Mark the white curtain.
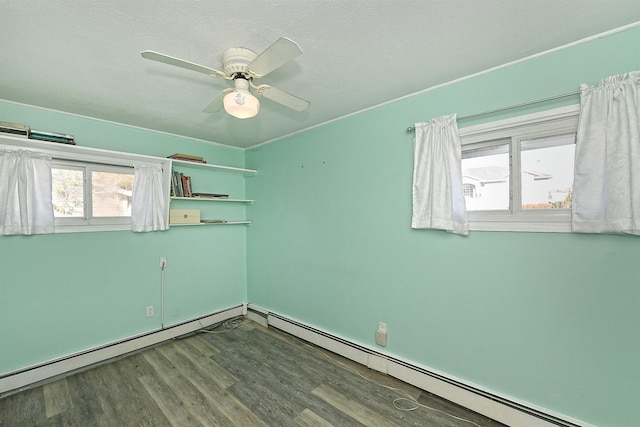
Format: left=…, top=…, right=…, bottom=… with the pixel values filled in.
left=412, top=114, right=468, bottom=235
left=572, top=71, right=640, bottom=235
left=0, top=148, right=55, bottom=235
left=131, top=164, right=168, bottom=232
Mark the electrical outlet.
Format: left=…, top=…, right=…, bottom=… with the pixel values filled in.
left=376, top=322, right=387, bottom=347
left=160, top=257, right=167, bottom=268
left=146, top=305, right=154, bottom=317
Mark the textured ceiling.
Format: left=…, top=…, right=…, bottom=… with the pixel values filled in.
left=1, top=1, right=639, bottom=149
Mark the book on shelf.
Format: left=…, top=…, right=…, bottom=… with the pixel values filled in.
left=168, top=153, right=207, bottom=163
left=28, top=129, right=75, bottom=145
left=191, top=192, right=229, bottom=199
left=171, top=171, right=179, bottom=196
left=172, top=157, right=207, bottom=164
left=0, top=121, right=30, bottom=136
left=180, top=174, right=192, bottom=198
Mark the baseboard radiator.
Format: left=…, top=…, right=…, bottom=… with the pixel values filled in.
left=259, top=308, right=592, bottom=427
left=0, top=305, right=244, bottom=396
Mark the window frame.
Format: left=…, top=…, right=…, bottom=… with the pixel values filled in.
left=459, top=105, right=580, bottom=232
left=52, top=159, right=135, bottom=232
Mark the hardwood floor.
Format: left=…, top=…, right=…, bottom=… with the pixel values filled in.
left=0, top=319, right=505, bottom=426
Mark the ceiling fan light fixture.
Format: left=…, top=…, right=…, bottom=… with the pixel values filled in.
left=141, top=37, right=308, bottom=118
left=223, top=78, right=259, bottom=119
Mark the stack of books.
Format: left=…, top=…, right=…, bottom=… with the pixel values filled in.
left=171, top=171, right=192, bottom=197
left=167, top=153, right=207, bottom=164
left=0, top=122, right=75, bottom=145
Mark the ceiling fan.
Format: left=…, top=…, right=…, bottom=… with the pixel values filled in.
left=141, top=37, right=310, bottom=119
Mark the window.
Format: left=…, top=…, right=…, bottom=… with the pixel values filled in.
left=52, top=160, right=134, bottom=232
left=459, top=106, right=579, bottom=232
left=463, top=183, right=477, bottom=199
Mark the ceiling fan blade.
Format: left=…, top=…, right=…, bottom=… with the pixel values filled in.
left=203, top=88, right=233, bottom=113
left=247, top=38, right=302, bottom=78
left=141, top=50, right=226, bottom=78
left=256, top=85, right=310, bottom=112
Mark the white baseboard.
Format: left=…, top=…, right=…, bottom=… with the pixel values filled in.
left=262, top=308, right=594, bottom=427
left=246, top=310, right=269, bottom=328
left=0, top=305, right=243, bottom=396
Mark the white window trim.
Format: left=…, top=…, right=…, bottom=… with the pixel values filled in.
left=459, top=105, right=580, bottom=233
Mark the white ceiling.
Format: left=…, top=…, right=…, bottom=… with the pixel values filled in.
left=1, top=1, right=639, bottom=149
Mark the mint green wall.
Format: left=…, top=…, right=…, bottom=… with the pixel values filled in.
left=246, top=26, right=640, bottom=427
left=0, top=102, right=248, bottom=374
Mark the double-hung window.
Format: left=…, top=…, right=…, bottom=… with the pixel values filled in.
left=52, top=160, right=135, bottom=232
left=459, top=106, right=579, bottom=232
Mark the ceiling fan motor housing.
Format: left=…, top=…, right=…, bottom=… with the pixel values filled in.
left=222, top=47, right=258, bottom=77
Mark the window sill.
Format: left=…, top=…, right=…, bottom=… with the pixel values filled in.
left=53, top=224, right=132, bottom=233
left=468, top=212, right=571, bottom=233
left=469, top=220, right=571, bottom=233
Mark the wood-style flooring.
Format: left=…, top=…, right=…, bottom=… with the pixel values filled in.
left=0, top=319, right=506, bottom=426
